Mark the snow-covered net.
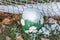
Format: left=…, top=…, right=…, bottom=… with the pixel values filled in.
left=0, top=0, right=59, bottom=15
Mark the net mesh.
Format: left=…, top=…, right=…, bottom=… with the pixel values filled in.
left=0, top=0, right=58, bottom=5
left=0, top=0, right=59, bottom=15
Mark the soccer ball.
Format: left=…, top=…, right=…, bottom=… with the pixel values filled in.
left=21, top=8, right=44, bottom=33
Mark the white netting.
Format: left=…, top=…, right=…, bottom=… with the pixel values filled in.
left=0, top=0, right=60, bottom=16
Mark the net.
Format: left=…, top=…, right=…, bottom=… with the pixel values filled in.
left=0, top=0, right=58, bottom=15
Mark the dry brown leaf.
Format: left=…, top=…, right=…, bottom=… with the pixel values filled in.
left=16, top=36, right=24, bottom=40
left=6, top=36, right=11, bottom=40
left=41, top=38, right=50, bottom=40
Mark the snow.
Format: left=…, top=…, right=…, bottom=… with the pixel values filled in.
left=29, top=26, right=37, bottom=33
left=25, top=26, right=38, bottom=33
left=21, top=19, right=25, bottom=26
left=22, top=8, right=41, bottom=22
left=0, top=2, right=60, bottom=15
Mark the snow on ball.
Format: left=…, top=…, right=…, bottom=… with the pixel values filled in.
left=21, top=8, right=43, bottom=32
left=29, top=26, right=37, bottom=33
left=22, top=8, right=41, bottom=22
left=21, top=19, right=25, bottom=26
